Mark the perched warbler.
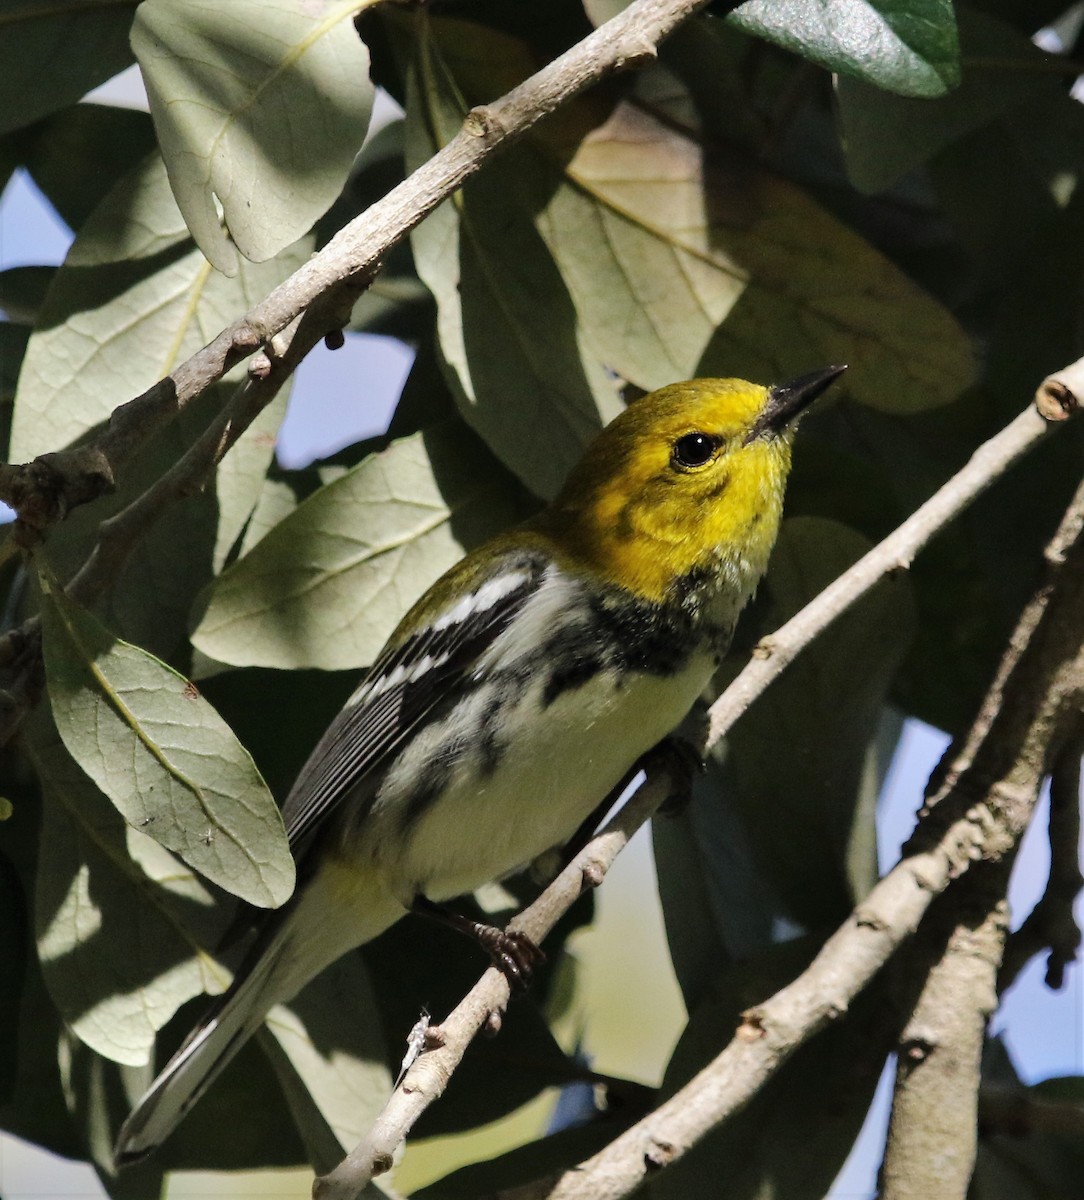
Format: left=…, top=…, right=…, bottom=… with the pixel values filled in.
left=114, top=365, right=845, bottom=1165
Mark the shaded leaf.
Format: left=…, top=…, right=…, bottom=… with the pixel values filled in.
left=836, top=9, right=1058, bottom=194
left=191, top=421, right=533, bottom=671
left=0, top=2, right=134, bottom=137
left=259, top=954, right=391, bottom=1173
left=364, top=907, right=577, bottom=1140
left=0, top=321, right=31, bottom=407
left=0, top=843, right=26, bottom=1105
left=407, top=20, right=623, bottom=499
left=29, top=707, right=228, bottom=1066
left=58, top=1016, right=308, bottom=1174
left=537, top=82, right=973, bottom=414
left=653, top=743, right=778, bottom=1013
left=413, top=1111, right=641, bottom=1199
left=726, top=0, right=960, bottom=97
left=37, top=567, right=294, bottom=908
left=23, top=103, right=157, bottom=233
left=0, top=265, right=56, bottom=323
left=132, top=0, right=374, bottom=272
left=723, top=518, right=914, bottom=927
left=422, top=19, right=974, bottom=417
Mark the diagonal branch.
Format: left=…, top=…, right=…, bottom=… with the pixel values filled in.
left=311, top=389, right=1077, bottom=1198
left=998, top=729, right=1084, bottom=992
left=491, top=463, right=1084, bottom=1200
left=0, top=0, right=712, bottom=541
left=877, top=863, right=1012, bottom=1200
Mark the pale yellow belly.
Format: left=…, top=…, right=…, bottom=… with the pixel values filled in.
left=369, top=653, right=715, bottom=905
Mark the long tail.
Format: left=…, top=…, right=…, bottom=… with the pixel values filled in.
left=113, top=865, right=404, bottom=1167
left=112, top=920, right=291, bottom=1167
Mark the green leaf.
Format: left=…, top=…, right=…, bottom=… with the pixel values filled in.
left=836, top=9, right=1059, bottom=194
left=132, top=0, right=374, bottom=272
left=726, top=0, right=960, bottom=97
left=0, top=321, right=31, bottom=406
left=0, top=265, right=56, bottom=324
left=23, top=103, right=157, bottom=233
left=535, top=80, right=974, bottom=415
left=0, top=844, right=26, bottom=1105
left=723, top=518, right=914, bottom=927
left=191, top=421, right=533, bottom=671
left=413, top=1113, right=640, bottom=1198
left=10, top=150, right=307, bottom=462
left=407, top=21, right=623, bottom=498
left=26, top=707, right=229, bottom=1066
left=0, top=2, right=134, bottom=137
left=37, top=567, right=294, bottom=908
left=259, top=955, right=391, bottom=1173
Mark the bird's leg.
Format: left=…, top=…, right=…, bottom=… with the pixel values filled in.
left=411, top=895, right=545, bottom=989
left=650, top=734, right=706, bottom=815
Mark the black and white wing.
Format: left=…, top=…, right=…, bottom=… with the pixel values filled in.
left=280, top=555, right=543, bottom=855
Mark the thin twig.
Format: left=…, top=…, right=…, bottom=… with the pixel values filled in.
left=490, top=471, right=1084, bottom=1200
left=0, top=0, right=712, bottom=539
left=312, top=398, right=1074, bottom=1197
left=999, top=729, right=1084, bottom=991
left=707, top=403, right=1052, bottom=746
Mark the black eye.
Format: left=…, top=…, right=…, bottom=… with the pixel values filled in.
left=671, top=432, right=719, bottom=469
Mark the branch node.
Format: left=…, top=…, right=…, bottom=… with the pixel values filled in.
left=231, top=322, right=264, bottom=352
left=643, top=1135, right=675, bottom=1170
left=464, top=105, right=502, bottom=138
left=901, top=1035, right=936, bottom=1062
left=324, top=329, right=346, bottom=351
left=582, top=858, right=606, bottom=889
left=249, top=351, right=273, bottom=380
left=737, top=1007, right=767, bottom=1041
left=484, top=1008, right=504, bottom=1037
left=1036, top=378, right=1080, bottom=421
left=751, top=637, right=775, bottom=660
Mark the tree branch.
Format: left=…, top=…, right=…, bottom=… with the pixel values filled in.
left=486, top=469, right=1084, bottom=1200
left=310, top=393, right=1076, bottom=1198
left=0, top=0, right=712, bottom=540
left=999, top=729, right=1084, bottom=992
left=878, top=864, right=1011, bottom=1200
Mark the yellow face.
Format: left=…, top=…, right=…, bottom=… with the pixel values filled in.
left=537, top=377, right=808, bottom=603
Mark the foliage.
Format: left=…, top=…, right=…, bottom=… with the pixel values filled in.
left=0, top=0, right=1082, bottom=1197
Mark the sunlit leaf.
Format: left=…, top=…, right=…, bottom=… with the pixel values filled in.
left=38, top=568, right=294, bottom=908
left=407, top=21, right=623, bottom=498
left=26, top=708, right=227, bottom=1066
left=260, top=956, right=391, bottom=1173
left=132, top=0, right=374, bottom=272
left=191, top=421, right=532, bottom=671
left=727, top=0, right=960, bottom=97
left=10, top=151, right=307, bottom=462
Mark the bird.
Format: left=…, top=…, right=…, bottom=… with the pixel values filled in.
left=113, top=365, right=846, bottom=1166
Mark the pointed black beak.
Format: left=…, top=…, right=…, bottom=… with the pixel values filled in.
left=744, top=365, right=847, bottom=444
